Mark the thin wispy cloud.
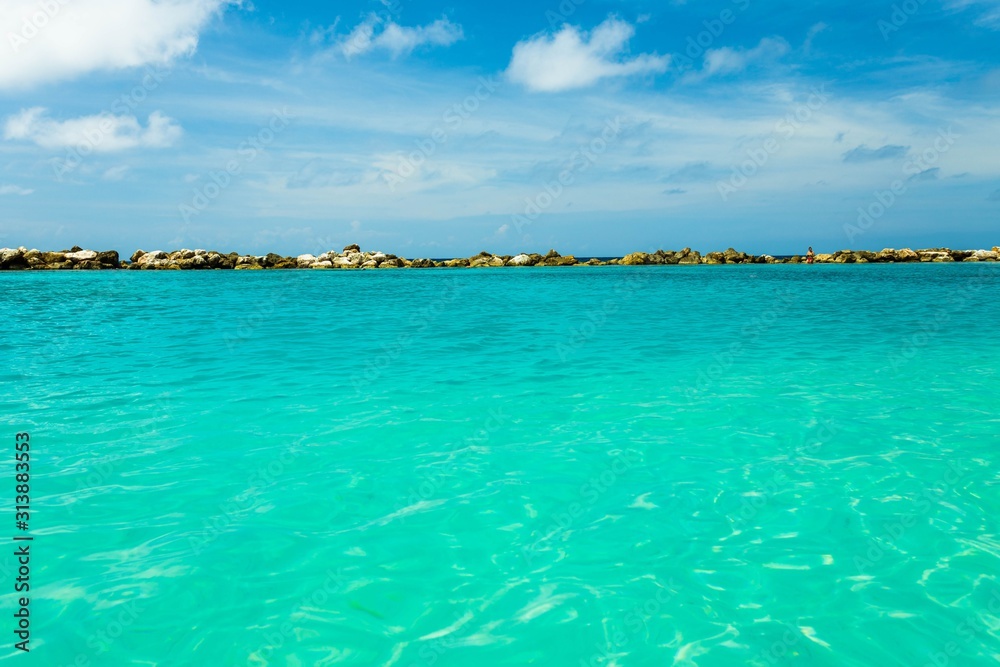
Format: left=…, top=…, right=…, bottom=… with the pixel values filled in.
left=908, top=167, right=940, bottom=181
left=4, top=108, right=182, bottom=152
left=947, top=0, right=1000, bottom=28
left=697, top=37, right=790, bottom=80
left=506, top=18, right=669, bottom=92
left=102, top=166, right=131, bottom=182
left=803, top=22, right=829, bottom=54
left=842, top=144, right=909, bottom=163
left=663, top=162, right=722, bottom=184
left=0, top=185, right=34, bottom=196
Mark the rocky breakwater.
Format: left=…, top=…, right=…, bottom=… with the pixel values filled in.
left=0, top=246, right=121, bottom=270
left=127, top=246, right=590, bottom=270
left=802, top=248, right=1000, bottom=264
left=2, top=244, right=997, bottom=270
left=129, top=249, right=289, bottom=270
left=617, top=248, right=776, bottom=265
left=443, top=249, right=583, bottom=268
left=129, top=245, right=423, bottom=270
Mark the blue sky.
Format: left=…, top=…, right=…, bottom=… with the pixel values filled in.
left=1, top=0, right=998, bottom=256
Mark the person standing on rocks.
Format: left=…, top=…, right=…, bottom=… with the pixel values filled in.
left=806, top=247, right=815, bottom=264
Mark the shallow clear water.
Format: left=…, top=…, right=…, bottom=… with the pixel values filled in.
left=1, top=264, right=999, bottom=666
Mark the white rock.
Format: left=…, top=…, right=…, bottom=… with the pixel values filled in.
left=333, top=257, right=357, bottom=267
left=509, top=254, right=533, bottom=266
left=65, top=250, right=98, bottom=261
left=139, top=250, right=168, bottom=263
left=0, top=248, right=22, bottom=264
left=297, top=254, right=317, bottom=267
left=311, top=261, right=334, bottom=269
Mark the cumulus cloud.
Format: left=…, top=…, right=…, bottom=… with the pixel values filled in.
left=0, top=185, right=33, bottom=196
left=842, top=144, right=909, bottom=163
left=700, top=37, right=790, bottom=78
left=4, top=108, right=182, bottom=152
left=0, top=0, right=235, bottom=89
left=336, top=15, right=463, bottom=59
left=506, top=18, right=669, bottom=92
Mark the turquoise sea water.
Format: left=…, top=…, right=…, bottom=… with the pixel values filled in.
left=2, top=264, right=999, bottom=666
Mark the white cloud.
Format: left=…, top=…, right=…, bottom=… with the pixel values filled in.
left=0, top=185, right=33, bottom=196
left=948, top=0, right=1000, bottom=27
left=700, top=37, right=790, bottom=78
left=0, top=0, right=236, bottom=89
left=102, top=165, right=131, bottom=181
left=803, top=22, right=828, bottom=54
left=336, top=15, right=463, bottom=59
left=506, top=18, right=669, bottom=92
left=4, top=108, right=182, bottom=152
